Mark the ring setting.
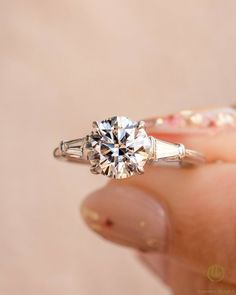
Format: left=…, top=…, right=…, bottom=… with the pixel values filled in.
left=54, top=115, right=205, bottom=179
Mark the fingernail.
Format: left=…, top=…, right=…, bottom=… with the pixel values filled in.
left=81, top=185, right=169, bottom=252
left=145, top=107, right=236, bottom=136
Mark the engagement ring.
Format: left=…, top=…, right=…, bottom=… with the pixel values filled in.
left=53, top=116, right=205, bottom=179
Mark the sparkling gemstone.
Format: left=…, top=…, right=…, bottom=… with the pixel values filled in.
left=87, top=116, right=151, bottom=179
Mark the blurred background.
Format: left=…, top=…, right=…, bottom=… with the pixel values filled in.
left=1, top=1, right=236, bottom=294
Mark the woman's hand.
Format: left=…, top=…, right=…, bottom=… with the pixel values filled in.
left=81, top=107, right=236, bottom=294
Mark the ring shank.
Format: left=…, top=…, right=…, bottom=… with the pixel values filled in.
left=183, top=149, right=205, bottom=167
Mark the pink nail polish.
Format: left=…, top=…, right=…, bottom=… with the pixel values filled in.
left=145, top=107, right=236, bottom=136
left=81, top=185, right=169, bottom=252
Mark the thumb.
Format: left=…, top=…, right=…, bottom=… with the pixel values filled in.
left=81, top=106, right=236, bottom=284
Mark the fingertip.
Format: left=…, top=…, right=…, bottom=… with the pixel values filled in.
left=81, top=185, right=169, bottom=252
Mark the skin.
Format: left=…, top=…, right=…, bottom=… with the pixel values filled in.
left=81, top=109, right=236, bottom=294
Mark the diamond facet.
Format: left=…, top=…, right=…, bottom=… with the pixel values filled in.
left=86, top=116, right=151, bottom=179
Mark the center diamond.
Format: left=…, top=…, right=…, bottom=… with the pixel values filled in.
left=87, top=116, right=151, bottom=179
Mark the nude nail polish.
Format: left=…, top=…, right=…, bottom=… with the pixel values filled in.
left=81, top=185, right=169, bottom=252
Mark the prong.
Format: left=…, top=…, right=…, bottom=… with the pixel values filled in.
left=60, top=140, right=69, bottom=153
left=137, top=167, right=144, bottom=174
left=90, top=165, right=101, bottom=175
left=53, top=147, right=63, bottom=158
left=92, top=121, right=99, bottom=129
left=137, top=120, right=145, bottom=129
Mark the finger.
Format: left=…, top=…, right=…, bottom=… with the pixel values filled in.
left=145, top=106, right=236, bottom=162
left=138, top=252, right=236, bottom=295
left=82, top=164, right=236, bottom=283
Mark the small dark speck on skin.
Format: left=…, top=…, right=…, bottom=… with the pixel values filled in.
left=104, top=218, right=114, bottom=227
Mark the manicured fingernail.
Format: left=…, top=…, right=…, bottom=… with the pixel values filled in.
left=145, top=107, right=236, bottom=135
left=81, top=185, right=169, bottom=252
